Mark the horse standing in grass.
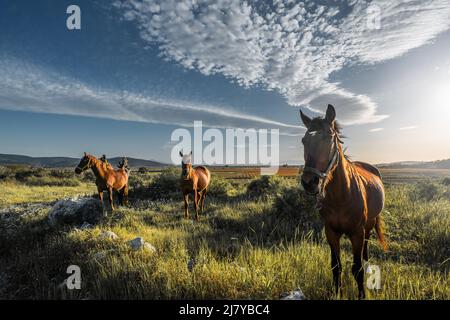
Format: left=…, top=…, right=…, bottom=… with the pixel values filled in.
left=75, top=153, right=129, bottom=213
left=179, top=151, right=211, bottom=221
left=299, top=104, right=387, bottom=299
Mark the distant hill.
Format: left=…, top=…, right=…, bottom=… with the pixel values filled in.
left=0, top=154, right=167, bottom=168
left=377, top=159, right=450, bottom=169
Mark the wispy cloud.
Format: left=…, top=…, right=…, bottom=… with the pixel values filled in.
left=0, top=58, right=301, bottom=135
left=368, top=128, right=384, bottom=132
left=399, top=126, right=418, bottom=131
left=115, top=0, right=450, bottom=124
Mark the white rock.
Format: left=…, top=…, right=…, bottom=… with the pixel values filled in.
left=48, top=197, right=102, bottom=226
left=280, top=288, right=306, bottom=300
left=128, top=237, right=156, bottom=253
left=128, top=237, right=145, bottom=250
left=143, top=243, right=157, bottom=253
left=92, top=249, right=117, bottom=262
left=80, top=222, right=93, bottom=230
left=99, top=231, right=118, bottom=240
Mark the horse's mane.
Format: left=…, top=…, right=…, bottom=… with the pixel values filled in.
left=86, top=154, right=114, bottom=171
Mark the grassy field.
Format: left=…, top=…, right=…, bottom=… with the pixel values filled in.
left=0, top=165, right=448, bottom=299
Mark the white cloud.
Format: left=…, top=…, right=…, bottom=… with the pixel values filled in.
left=399, top=126, right=418, bottom=130
left=368, top=128, right=384, bottom=132
left=115, top=0, right=450, bottom=124
left=0, top=58, right=301, bottom=135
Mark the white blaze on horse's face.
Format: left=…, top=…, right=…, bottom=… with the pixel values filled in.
left=180, top=152, right=193, bottom=179
left=182, top=154, right=192, bottom=165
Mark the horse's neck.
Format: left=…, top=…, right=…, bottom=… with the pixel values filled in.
left=181, top=170, right=196, bottom=185
left=91, top=159, right=108, bottom=179
left=325, top=145, right=352, bottom=199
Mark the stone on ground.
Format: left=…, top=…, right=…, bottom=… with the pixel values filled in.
left=48, top=197, right=102, bottom=226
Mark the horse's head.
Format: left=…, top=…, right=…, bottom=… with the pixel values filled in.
left=179, top=151, right=193, bottom=180
left=299, top=104, right=341, bottom=195
left=75, top=152, right=93, bottom=174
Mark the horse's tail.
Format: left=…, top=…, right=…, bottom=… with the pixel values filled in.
left=375, top=215, right=388, bottom=252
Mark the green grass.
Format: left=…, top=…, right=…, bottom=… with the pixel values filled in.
left=0, top=170, right=449, bottom=300
left=0, top=181, right=96, bottom=206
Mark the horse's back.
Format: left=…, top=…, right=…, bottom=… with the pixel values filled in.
left=195, top=166, right=211, bottom=190
left=353, top=161, right=381, bottom=179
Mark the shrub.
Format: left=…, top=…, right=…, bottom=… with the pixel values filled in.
left=409, top=181, right=439, bottom=202
left=146, top=167, right=181, bottom=200
left=246, top=175, right=296, bottom=200
left=49, top=169, right=77, bottom=179
left=23, top=176, right=80, bottom=187
left=442, top=177, right=450, bottom=186
left=80, top=171, right=96, bottom=183
left=272, top=186, right=322, bottom=236
left=207, top=176, right=235, bottom=199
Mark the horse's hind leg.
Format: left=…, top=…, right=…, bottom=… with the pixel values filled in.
left=123, top=184, right=129, bottom=206
left=363, top=230, right=371, bottom=262
left=200, top=189, right=207, bottom=213
left=363, top=218, right=376, bottom=262
left=118, top=189, right=124, bottom=206
left=325, top=226, right=342, bottom=297
left=350, top=228, right=366, bottom=299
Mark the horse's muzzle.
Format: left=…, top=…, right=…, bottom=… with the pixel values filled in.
left=301, top=175, right=320, bottom=195
left=75, top=167, right=82, bottom=174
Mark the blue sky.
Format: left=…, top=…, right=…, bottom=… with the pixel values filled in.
left=1, top=0, right=450, bottom=164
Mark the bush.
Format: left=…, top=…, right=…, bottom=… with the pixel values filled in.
left=442, top=177, right=450, bottom=186
left=409, top=181, right=439, bottom=202
left=246, top=175, right=296, bottom=200
left=273, top=186, right=322, bottom=236
left=207, top=176, right=235, bottom=199
left=0, top=167, right=83, bottom=186
left=49, top=169, right=77, bottom=179
left=146, top=167, right=181, bottom=200
left=80, top=171, right=96, bottom=183
left=23, top=176, right=80, bottom=187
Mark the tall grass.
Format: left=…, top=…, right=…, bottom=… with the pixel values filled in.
left=0, top=172, right=448, bottom=299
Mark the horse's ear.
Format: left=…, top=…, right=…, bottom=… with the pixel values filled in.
left=300, top=109, right=312, bottom=129
left=84, top=152, right=87, bottom=156
left=325, top=104, right=336, bottom=124
left=179, top=151, right=183, bottom=157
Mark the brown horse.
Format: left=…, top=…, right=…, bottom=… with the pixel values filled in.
left=300, top=104, right=387, bottom=299
left=75, top=153, right=129, bottom=213
left=179, top=151, right=211, bottom=221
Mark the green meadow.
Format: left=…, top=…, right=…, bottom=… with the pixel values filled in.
left=0, top=166, right=448, bottom=299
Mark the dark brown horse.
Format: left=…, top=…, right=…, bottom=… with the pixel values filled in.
left=300, top=104, right=387, bottom=299
left=75, top=153, right=129, bottom=213
left=179, top=151, right=211, bottom=221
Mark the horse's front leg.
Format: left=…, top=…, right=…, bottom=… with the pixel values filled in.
left=325, top=226, right=342, bottom=297
left=193, top=190, right=199, bottom=221
left=350, top=228, right=366, bottom=299
left=183, top=193, right=189, bottom=219
left=108, top=187, right=116, bottom=211
left=98, top=187, right=107, bottom=217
